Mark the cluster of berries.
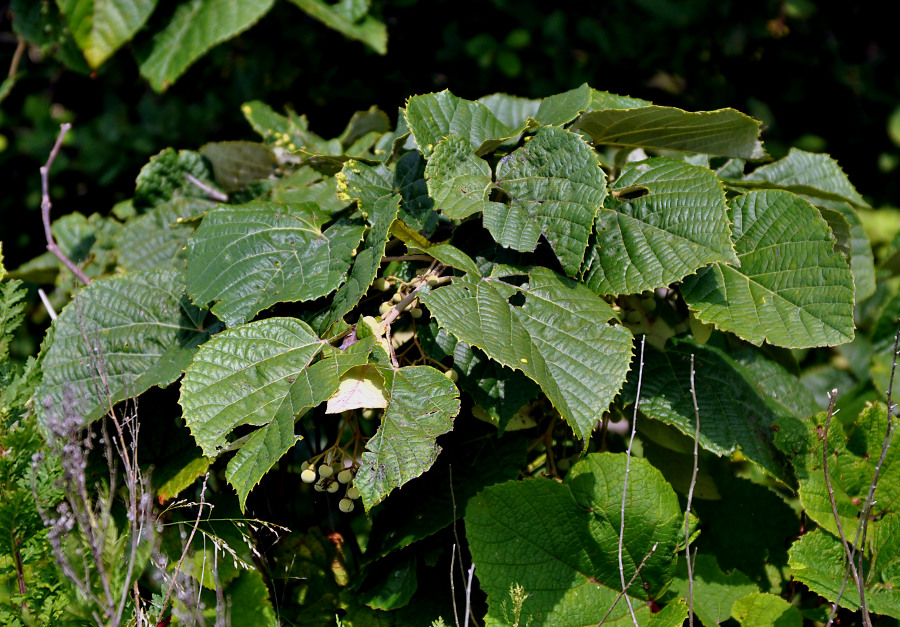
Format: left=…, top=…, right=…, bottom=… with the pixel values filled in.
left=300, top=460, right=360, bottom=513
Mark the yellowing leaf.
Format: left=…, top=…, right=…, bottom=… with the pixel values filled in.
left=325, top=365, right=388, bottom=413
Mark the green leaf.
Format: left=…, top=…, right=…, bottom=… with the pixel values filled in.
left=36, top=270, right=209, bottom=427
left=794, top=403, right=899, bottom=541
left=681, top=190, right=855, bottom=348
left=354, top=365, right=460, bottom=512
left=357, top=555, right=418, bottom=610
left=486, top=126, right=607, bottom=277
left=117, top=198, right=215, bottom=272
left=270, top=167, right=346, bottom=215
left=424, top=267, right=633, bottom=444
left=419, top=324, right=540, bottom=432
left=134, top=147, right=216, bottom=209
left=669, top=555, right=758, bottom=627
left=286, top=0, right=386, bottom=55
left=241, top=100, right=336, bottom=154
left=466, top=453, right=683, bottom=626
left=589, top=89, right=653, bottom=110
left=731, top=592, right=803, bottom=627
left=572, top=105, right=766, bottom=160
left=199, top=141, right=277, bottom=192
left=624, top=338, right=788, bottom=480
left=581, top=158, right=737, bottom=296
left=58, top=0, right=157, bottom=67
left=364, top=432, right=528, bottom=559
left=743, top=148, right=868, bottom=207
left=228, top=569, right=278, bottom=626
left=338, top=106, right=392, bottom=148
left=415, top=243, right=481, bottom=276
left=404, top=91, right=520, bottom=158
left=819, top=200, right=876, bottom=303
left=424, top=136, right=496, bottom=220
left=308, top=160, right=403, bottom=333
left=138, top=0, right=275, bottom=92
left=789, top=529, right=900, bottom=617
left=477, top=84, right=592, bottom=128
left=186, top=200, right=364, bottom=327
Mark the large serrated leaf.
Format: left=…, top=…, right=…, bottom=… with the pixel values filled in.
left=222, top=339, right=373, bottom=510
left=486, top=126, right=607, bottom=277
left=581, top=158, right=737, bottom=296
left=36, top=270, right=209, bottom=428
left=117, top=198, right=215, bottom=272
left=59, top=0, right=157, bottom=67
left=477, top=84, right=592, bottom=128
left=623, top=338, right=788, bottom=480
left=668, top=555, right=758, bottom=627
left=354, top=365, right=460, bottom=512
left=789, top=529, right=900, bottom=618
left=241, top=100, right=336, bottom=154
left=589, top=89, right=653, bottom=110
left=743, top=148, right=868, bottom=207
left=179, top=317, right=325, bottom=457
left=424, top=135, right=495, bottom=220
left=134, top=148, right=216, bottom=210
left=199, top=141, right=277, bottom=192
left=682, top=190, right=855, bottom=348
left=572, top=105, right=766, bottom=160
left=187, top=200, right=363, bottom=327
left=404, top=91, right=521, bottom=158
left=138, top=0, right=275, bottom=92
left=466, top=453, right=684, bottom=627
left=286, top=0, right=386, bottom=55
left=794, top=403, right=899, bottom=542
left=423, top=267, right=633, bottom=444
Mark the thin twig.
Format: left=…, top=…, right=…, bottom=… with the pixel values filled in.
left=450, top=546, right=460, bottom=627
left=619, top=335, right=646, bottom=627
left=685, top=354, right=701, bottom=627
left=8, top=36, right=26, bottom=79
left=598, top=542, right=659, bottom=626
left=41, top=123, right=91, bottom=285
left=448, top=467, right=479, bottom=627
left=184, top=173, right=228, bottom=202
left=823, top=388, right=864, bottom=627
left=464, top=563, right=476, bottom=627
left=38, top=288, right=57, bottom=320
left=159, top=474, right=210, bottom=620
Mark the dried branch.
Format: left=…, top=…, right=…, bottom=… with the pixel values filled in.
left=184, top=173, right=228, bottom=202
left=823, top=388, right=865, bottom=627
left=619, top=335, right=646, bottom=627
left=598, top=541, right=659, bottom=626
left=685, top=354, right=701, bottom=627
left=41, top=123, right=92, bottom=285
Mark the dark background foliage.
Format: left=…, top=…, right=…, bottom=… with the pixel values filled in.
left=1, top=0, right=897, bottom=269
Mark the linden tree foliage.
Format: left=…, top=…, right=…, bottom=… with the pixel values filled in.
left=10, top=0, right=388, bottom=92
left=13, top=86, right=899, bottom=625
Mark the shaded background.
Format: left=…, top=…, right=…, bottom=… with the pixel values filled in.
left=2, top=0, right=898, bottom=271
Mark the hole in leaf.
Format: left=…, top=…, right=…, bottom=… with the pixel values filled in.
left=508, top=292, right=526, bottom=307
left=612, top=185, right=650, bottom=201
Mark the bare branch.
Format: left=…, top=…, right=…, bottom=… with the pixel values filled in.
left=619, top=335, right=646, bottom=627
left=185, top=173, right=228, bottom=202
left=685, top=354, right=701, bottom=627
left=38, top=288, right=57, bottom=320
left=41, top=123, right=92, bottom=285
left=598, top=541, right=659, bottom=626
left=823, top=388, right=865, bottom=627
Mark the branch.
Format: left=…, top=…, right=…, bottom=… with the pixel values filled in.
left=619, top=335, right=646, bottom=627
left=184, top=173, right=228, bottom=202
left=598, top=541, right=659, bottom=626
left=41, top=123, right=92, bottom=285
left=685, top=354, right=701, bottom=627
left=823, top=388, right=865, bottom=627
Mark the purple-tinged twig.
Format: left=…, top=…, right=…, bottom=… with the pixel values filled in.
left=619, top=335, right=646, bottom=627
left=185, top=173, right=228, bottom=202
left=41, top=123, right=92, bottom=285
left=685, top=354, right=701, bottom=627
